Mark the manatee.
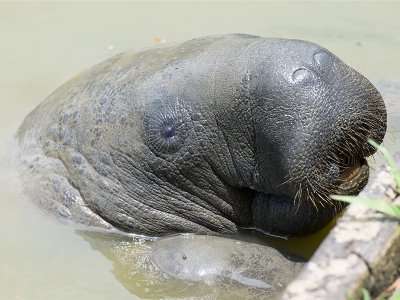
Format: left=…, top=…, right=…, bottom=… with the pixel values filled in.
left=17, top=34, right=387, bottom=237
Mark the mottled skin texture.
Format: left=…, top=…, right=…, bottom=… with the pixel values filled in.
left=17, top=34, right=386, bottom=237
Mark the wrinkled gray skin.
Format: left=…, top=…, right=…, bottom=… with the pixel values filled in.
left=18, top=34, right=386, bottom=237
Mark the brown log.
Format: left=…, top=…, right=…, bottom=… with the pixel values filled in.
left=282, top=153, right=400, bottom=300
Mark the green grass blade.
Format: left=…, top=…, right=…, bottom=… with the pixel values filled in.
left=330, top=195, right=400, bottom=219
left=392, top=292, right=400, bottom=300
left=360, top=288, right=371, bottom=300
left=368, top=139, right=400, bottom=192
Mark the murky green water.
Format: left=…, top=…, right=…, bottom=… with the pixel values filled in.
left=1, top=2, right=399, bottom=299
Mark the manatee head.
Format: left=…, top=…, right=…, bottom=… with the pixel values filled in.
left=17, top=35, right=387, bottom=237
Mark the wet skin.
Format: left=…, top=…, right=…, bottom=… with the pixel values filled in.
left=17, top=34, right=386, bottom=237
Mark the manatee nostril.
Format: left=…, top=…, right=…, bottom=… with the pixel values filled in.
left=291, top=68, right=314, bottom=83
left=313, top=51, right=333, bottom=70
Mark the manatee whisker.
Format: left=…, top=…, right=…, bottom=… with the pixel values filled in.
left=293, top=182, right=303, bottom=206
left=308, top=195, right=318, bottom=211
left=277, top=175, right=295, bottom=188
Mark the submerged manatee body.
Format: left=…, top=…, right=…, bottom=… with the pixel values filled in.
left=18, top=34, right=386, bottom=237
left=79, top=231, right=304, bottom=298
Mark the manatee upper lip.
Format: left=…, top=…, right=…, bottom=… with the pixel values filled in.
left=339, top=157, right=365, bottom=182
left=337, top=154, right=369, bottom=192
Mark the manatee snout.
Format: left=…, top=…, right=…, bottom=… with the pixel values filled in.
left=250, top=41, right=386, bottom=236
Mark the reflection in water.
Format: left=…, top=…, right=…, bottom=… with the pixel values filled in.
left=77, top=230, right=304, bottom=299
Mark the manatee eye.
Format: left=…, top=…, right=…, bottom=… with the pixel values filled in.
left=161, top=125, right=176, bottom=139
left=144, top=107, right=190, bottom=154
left=291, top=68, right=314, bottom=84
